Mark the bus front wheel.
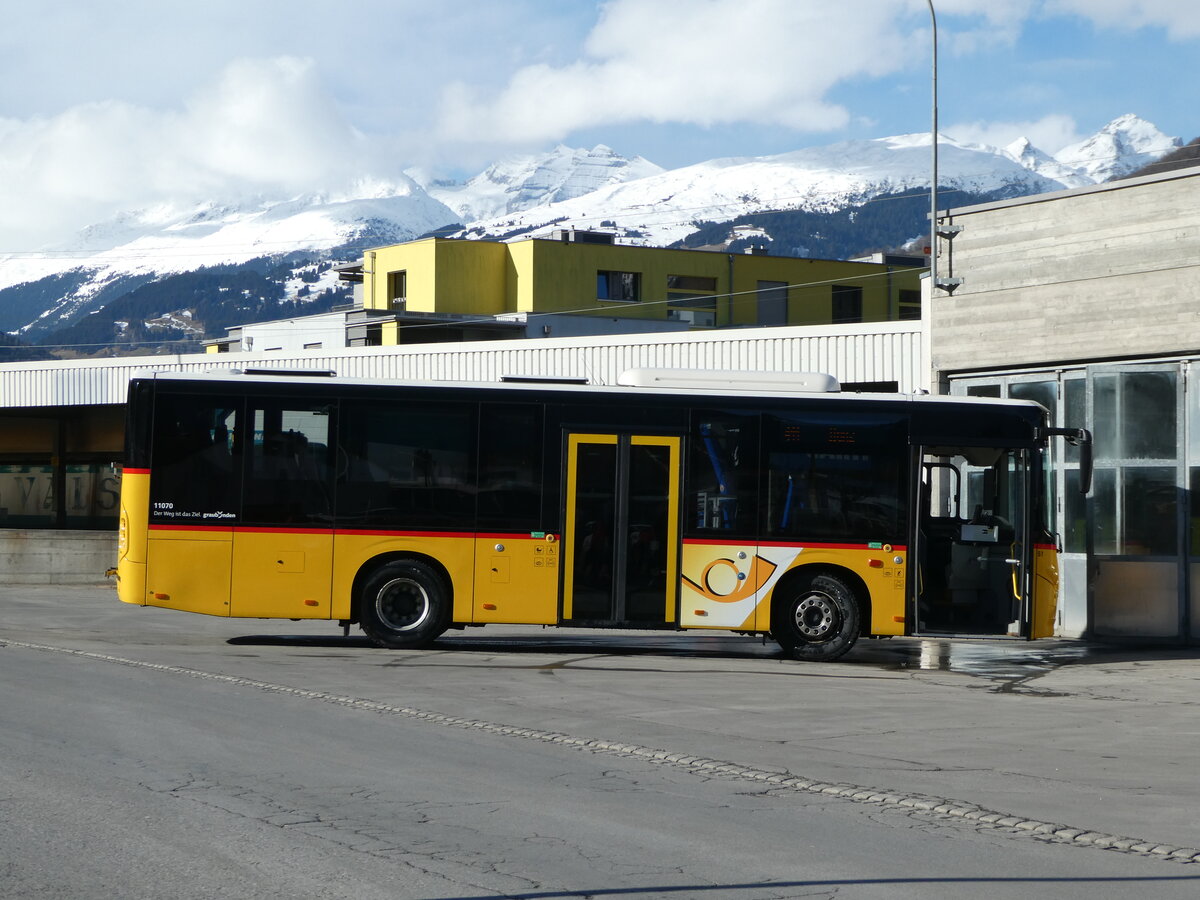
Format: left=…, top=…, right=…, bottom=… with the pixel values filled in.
left=772, top=572, right=860, bottom=662
left=359, top=559, right=450, bottom=649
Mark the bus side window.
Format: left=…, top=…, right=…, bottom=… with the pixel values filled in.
left=763, top=412, right=907, bottom=543
left=336, top=399, right=476, bottom=530
left=686, top=411, right=758, bottom=535
left=149, top=395, right=242, bottom=523
left=242, top=403, right=332, bottom=525
left=477, top=404, right=543, bottom=532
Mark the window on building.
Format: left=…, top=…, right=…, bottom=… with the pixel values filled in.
left=0, top=409, right=127, bottom=530
left=348, top=324, right=383, bottom=347
left=1093, top=370, right=1178, bottom=556
left=667, top=275, right=717, bottom=292
left=756, top=281, right=788, bottom=326
left=967, top=384, right=1002, bottom=398
left=898, top=288, right=921, bottom=320
left=666, top=273, right=718, bottom=325
left=832, top=285, right=863, bottom=324
left=597, top=270, right=641, bottom=302
left=388, top=271, right=407, bottom=309
left=667, top=309, right=715, bottom=327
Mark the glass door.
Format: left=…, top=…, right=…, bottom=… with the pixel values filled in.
left=562, top=433, right=680, bottom=626
left=1089, top=365, right=1182, bottom=638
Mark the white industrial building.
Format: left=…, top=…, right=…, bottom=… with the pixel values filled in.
left=0, top=320, right=925, bottom=582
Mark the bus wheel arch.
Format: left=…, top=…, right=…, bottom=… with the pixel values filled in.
left=770, top=565, right=867, bottom=662
left=355, top=554, right=452, bottom=649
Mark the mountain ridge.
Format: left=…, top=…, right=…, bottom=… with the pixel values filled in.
left=0, top=114, right=1183, bottom=357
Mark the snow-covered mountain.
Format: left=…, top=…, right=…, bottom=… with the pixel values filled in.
left=1055, top=113, right=1181, bottom=182
left=0, top=179, right=461, bottom=337
left=0, top=114, right=1183, bottom=351
left=413, top=144, right=663, bottom=222
left=0, top=178, right=457, bottom=295
left=453, top=115, right=1180, bottom=246
left=1003, top=138, right=1093, bottom=188
left=456, top=132, right=1075, bottom=247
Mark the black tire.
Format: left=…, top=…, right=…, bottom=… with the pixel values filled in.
left=358, top=559, right=450, bottom=649
left=772, top=572, right=860, bottom=662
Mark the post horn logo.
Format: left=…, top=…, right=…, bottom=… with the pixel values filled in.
left=682, top=555, right=778, bottom=603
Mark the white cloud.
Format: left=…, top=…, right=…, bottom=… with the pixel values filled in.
left=0, top=2, right=1191, bottom=253
left=1047, top=0, right=1200, bottom=39
left=930, top=0, right=1038, bottom=54
left=437, top=0, right=913, bottom=144
left=944, top=114, right=1083, bottom=154
left=0, top=57, right=381, bottom=251
left=180, top=58, right=370, bottom=188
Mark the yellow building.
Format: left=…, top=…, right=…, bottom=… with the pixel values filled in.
left=340, top=231, right=922, bottom=344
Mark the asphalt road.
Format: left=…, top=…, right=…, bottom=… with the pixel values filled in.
left=3, top=585, right=1200, bottom=899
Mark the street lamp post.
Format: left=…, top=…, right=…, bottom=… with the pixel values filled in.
left=927, top=0, right=962, bottom=296
left=927, top=0, right=939, bottom=293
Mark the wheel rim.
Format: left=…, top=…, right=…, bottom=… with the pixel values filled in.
left=793, top=591, right=840, bottom=642
left=375, top=577, right=432, bottom=632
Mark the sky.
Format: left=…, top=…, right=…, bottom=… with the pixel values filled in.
left=0, top=0, right=1197, bottom=251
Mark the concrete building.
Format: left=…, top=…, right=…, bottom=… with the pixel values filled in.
left=930, top=164, right=1200, bottom=642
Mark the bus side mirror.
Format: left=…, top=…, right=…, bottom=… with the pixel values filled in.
left=1076, top=430, right=1093, bottom=495
left=1048, top=427, right=1093, bottom=495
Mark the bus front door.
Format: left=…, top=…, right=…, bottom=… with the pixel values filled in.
left=562, top=433, right=681, bottom=627
left=913, top=446, right=1048, bottom=638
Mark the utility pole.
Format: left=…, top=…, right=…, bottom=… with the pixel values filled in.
left=927, top=0, right=962, bottom=296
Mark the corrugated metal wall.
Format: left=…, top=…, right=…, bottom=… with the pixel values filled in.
left=1, top=322, right=924, bottom=408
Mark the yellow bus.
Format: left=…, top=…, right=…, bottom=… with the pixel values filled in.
left=114, top=368, right=1089, bottom=661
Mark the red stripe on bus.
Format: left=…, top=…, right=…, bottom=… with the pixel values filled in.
left=335, top=529, right=477, bottom=539
left=759, top=541, right=908, bottom=551
left=149, top=524, right=234, bottom=532
left=475, top=532, right=558, bottom=541
left=234, top=526, right=334, bottom=535
left=148, top=524, right=479, bottom=539
left=684, top=538, right=907, bottom=552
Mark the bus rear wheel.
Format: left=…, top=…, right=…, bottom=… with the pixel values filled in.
left=359, top=559, right=450, bottom=649
left=772, top=572, right=860, bottom=662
